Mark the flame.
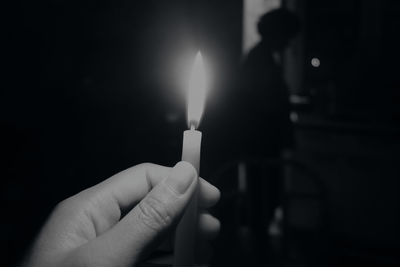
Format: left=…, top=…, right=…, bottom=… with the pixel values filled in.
left=187, top=51, right=206, bottom=129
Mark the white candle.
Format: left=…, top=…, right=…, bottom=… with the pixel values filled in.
left=174, top=52, right=207, bottom=267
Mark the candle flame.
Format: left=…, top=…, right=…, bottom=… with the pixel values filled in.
left=187, top=51, right=206, bottom=129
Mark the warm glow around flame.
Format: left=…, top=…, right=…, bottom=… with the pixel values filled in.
left=187, top=51, right=206, bottom=129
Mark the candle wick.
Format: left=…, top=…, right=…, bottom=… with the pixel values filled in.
left=189, top=120, right=197, bottom=130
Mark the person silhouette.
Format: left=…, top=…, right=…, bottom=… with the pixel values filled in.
left=240, top=7, right=300, bottom=261
left=241, top=8, right=300, bottom=157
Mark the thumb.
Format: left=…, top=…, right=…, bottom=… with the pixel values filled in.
left=78, top=161, right=198, bottom=266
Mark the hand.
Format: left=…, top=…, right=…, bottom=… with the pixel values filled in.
left=23, top=161, right=220, bottom=267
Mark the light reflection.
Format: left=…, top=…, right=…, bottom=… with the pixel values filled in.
left=311, top=57, right=321, bottom=67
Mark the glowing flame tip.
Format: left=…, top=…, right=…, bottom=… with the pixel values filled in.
left=187, top=51, right=206, bottom=129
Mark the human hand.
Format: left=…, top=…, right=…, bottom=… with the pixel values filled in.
left=23, top=161, right=220, bottom=267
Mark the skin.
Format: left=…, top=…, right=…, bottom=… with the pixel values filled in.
left=22, top=161, right=220, bottom=267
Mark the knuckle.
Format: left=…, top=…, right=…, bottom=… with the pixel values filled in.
left=137, top=162, right=154, bottom=172
left=54, top=196, right=76, bottom=212
left=53, top=194, right=89, bottom=217
left=137, top=195, right=172, bottom=231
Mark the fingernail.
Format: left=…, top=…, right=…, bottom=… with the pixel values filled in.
left=166, top=161, right=197, bottom=194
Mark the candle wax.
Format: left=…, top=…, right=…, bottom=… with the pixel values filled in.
left=173, top=129, right=202, bottom=267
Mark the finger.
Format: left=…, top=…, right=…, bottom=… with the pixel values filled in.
left=198, top=178, right=220, bottom=209
left=79, top=161, right=198, bottom=266
left=197, top=213, right=220, bottom=240
left=147, top=213, right=221, bottom=253
left=89, top=163, right=171, bottom=211
left=64, top=163, right=172, bottom=237
left=80, top=164, right=215, bottom=213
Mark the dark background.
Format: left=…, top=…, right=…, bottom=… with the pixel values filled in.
left=2, top=0, right=400, bottom=266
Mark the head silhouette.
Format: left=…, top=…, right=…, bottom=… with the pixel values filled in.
left=257, top=8, right=300, bottom=51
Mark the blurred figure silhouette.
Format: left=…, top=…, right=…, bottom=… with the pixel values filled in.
left=241, top=8, right=300, bottom=156
left=239, top=8, right=300, bottom=262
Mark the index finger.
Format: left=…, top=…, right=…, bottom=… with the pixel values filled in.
left=90, top=163, right=171, bottom=212
left=79, top=163, right=218, bottom=214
